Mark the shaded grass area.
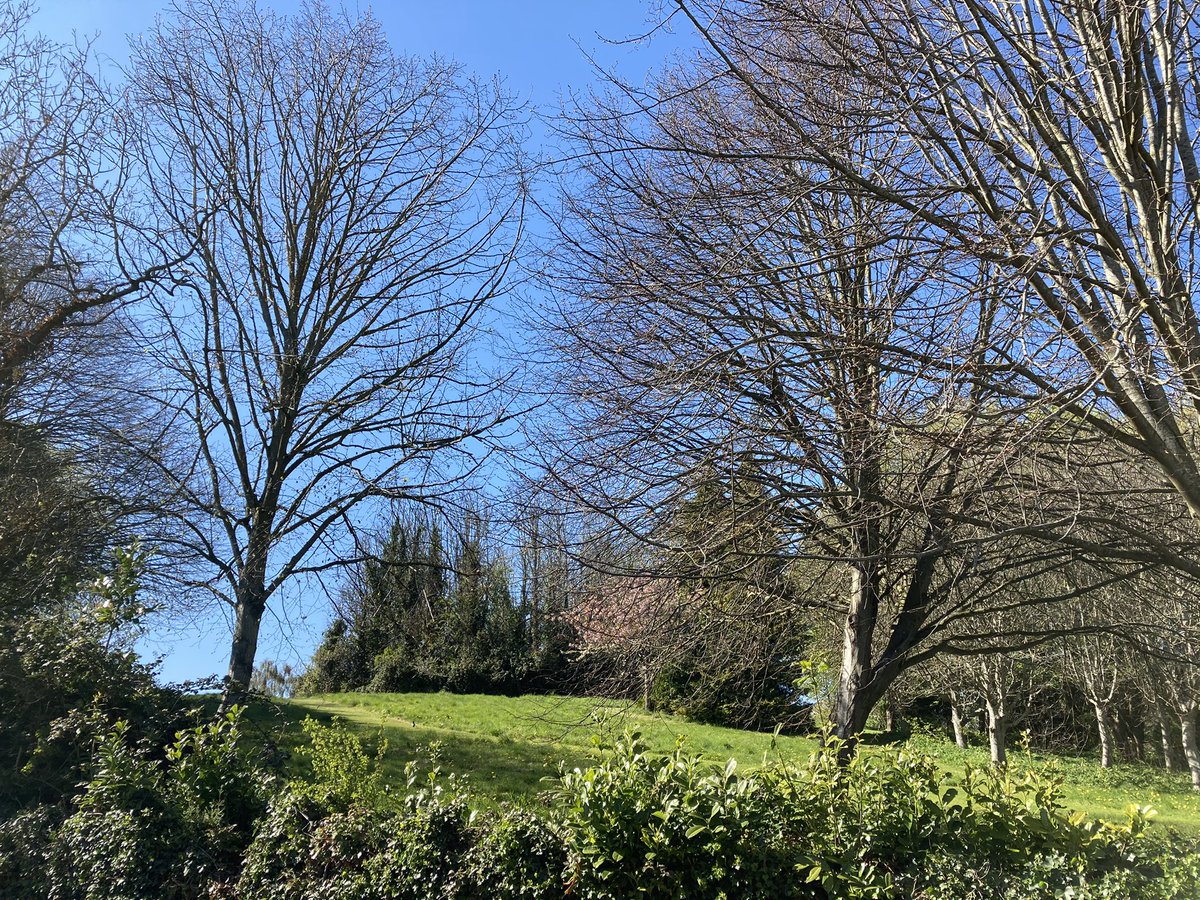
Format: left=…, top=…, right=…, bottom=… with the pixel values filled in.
left=251, top=691, right=1200, bottom=832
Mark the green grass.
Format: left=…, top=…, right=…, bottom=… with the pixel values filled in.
left=253, top=691, right=1200, bottom=833
left=903, top=731, right=1200, bottom=835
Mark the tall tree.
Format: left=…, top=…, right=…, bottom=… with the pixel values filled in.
left=670, top=0, right=1200, bottom=549
left=539, top=44, right=1114, bottom=744
left=128, top=0, right=525, bottom=689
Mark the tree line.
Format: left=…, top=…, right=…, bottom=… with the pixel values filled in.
left=303, top=507, right=573, bottom=695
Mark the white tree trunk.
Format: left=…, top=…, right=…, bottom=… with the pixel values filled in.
left=949, top=690, right=968, bottom=749
left=986, top=697, right=1007, bottom=768
left=1092, top=701, right=1114, bottom=769
left=1180, top=708, right=1200, bottom=791
left=1162, top=721, right=1177, bottom=771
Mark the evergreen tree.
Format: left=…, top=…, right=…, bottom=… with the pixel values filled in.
left=649, top=463, right=811, bottom=730
left=304, top=504, right=566, bottom=695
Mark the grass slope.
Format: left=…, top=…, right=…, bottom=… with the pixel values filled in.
left=259, top=691, right=1200, bottom=834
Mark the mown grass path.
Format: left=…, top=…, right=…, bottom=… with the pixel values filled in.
left=252, top=692, right=1200, bottom=833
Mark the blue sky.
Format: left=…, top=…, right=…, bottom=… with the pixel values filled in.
left=29, top=0, right=689, bottom=684
left=35, top=1, right=679, bottom=100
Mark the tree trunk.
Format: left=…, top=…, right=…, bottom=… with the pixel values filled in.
left=1117, top=705, right=1144, bottom=762
left=1163, top=719, right=1187, bottom=772
left=950, top=691, right=968, bottom=749
left=227, top=584, right=267, bottom=692
left=832, top=563, right=881, bottom=754
left=1162, top=721, right=1179, bottom=771
left=835, top=564, right=883, bottom=734
left=986, top=697, right=1007, bottom=768
left=1157, top=698, right=1187, bottom=771
left=225, top=527, right=273, bottom=696
left=1181, top=707, right=1200, bottom=790
left=1092, top=701, right=1115, bottom=769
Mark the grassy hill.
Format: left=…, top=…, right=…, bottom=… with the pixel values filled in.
left=256, top=691, right=1200, bottom=834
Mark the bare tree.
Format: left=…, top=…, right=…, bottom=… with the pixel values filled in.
left=0, top=1, right=181, bottom=610
left=670, top=0, right=1200, bottom=537
left=1127, top=572, right=1200, bottom=787
left=0, top=0, right=160, bottom=408
left=127, top=0, right=525, bottom=689
left=538, top=48, right=1127, bottom=746
left=1063, top=602, right=1126, bottom=769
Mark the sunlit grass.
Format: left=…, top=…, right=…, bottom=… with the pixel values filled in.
left=250, top=691, right=1200, bottom=832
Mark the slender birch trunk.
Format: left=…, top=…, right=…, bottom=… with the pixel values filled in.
left=1181, top=706, right=1200, bottom=790
left=949, top=689, right=969, bottom=749
left=1092, top=701, right=1115, bottom=769
left=986, top=696, right=1007, bottom=768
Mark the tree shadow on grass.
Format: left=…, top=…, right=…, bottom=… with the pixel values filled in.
left=243, top=696, right=592, bottom=806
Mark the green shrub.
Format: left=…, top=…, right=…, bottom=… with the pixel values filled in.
left=48, top=721, right=203, bottom=899
left=0, top=708, right=275, bottom=900
left=548, top=731, right=1196, bottom=900
left=459, top=808, right=569, bottom=899
left=7, top=702, right=1199, bottom=900
left=555, top=733, right=795, bottom=899
left=0, top=805, right=58, bottom=899
left=237, top=718, right=474, bottom=899
left=361, top=788, right=475, bottom=899
left=237, top=783, right=474, bottom=899
left=769, top=735, right=949, bottom=894
left=0, top=545, right=193, bottom=815
left=915, top=840, right=1200, bottom=899
left=293, top=715, right=388, bottom=808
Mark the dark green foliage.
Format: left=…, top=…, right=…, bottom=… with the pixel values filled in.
left=238, top=788, right=474, bottom=900
left=49, top=723, right=200, bottom=900
left=7, top=702, right=1200, bottom=899
left=459, top=810, right=569, bottom=899
left=649, top=652, right=812, bottom=733
left=303, top=508, right=570, bottom=698
left=302, top=617, right=361, bottom=691
left=0, top=708, right=274, bottom=900
left=916, top=839, right=1200, bottom=899
left=552, top=733, right=1200, bottom=899
left=0, top=805, right=57, bottom=898
left=645, top=466, right=812, bottom=732
left=238, top=719, right=474, bottom=900
left=0, top=420, right=110, bottom=616
left=0, top=556, right=186, bottom=814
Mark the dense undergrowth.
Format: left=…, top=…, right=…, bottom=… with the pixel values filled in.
left=4, top=705, right=1200, bottom=899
